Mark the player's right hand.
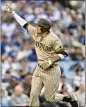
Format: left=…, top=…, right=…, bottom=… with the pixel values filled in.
left=6, top=3, right=14, bottom=13
left=38, top=60, right=52, bottom=70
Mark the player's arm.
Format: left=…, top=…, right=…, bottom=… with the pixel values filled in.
left=39, top=40, right=68, bottom=70
left=50, top=39, right=68, bottom=64
left=6, top=4, right=27, bottom=26
left=6, top=4, right=35, bottom=36
left=38, top=53, right=66, bottom=70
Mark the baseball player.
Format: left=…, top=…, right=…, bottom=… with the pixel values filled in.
left=6, top=4, right=78, bottom=107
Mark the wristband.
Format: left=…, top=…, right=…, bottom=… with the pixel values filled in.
left=12, top=11, right=16, bottom=15
left=58, top=54, right=64, bottom=59
left=48, top=60, right=52, bottom=65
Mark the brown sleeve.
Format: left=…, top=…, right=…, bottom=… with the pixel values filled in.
left=53, top=39, right=68, bottom=56
left=53, top=39, right=63, bottom=52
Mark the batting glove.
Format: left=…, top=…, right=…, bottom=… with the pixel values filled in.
left=39, top=60, right=52, bottom=70
left=6, top=3, right=14, bottom=13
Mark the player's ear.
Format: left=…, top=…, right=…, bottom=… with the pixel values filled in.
left=41, top=27, right=48, bottom=33
left=40, top=27, right=44, bottom=32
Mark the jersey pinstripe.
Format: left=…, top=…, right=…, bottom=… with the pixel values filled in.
left=27, top=24, right=63, bottom=64
left=26, top=24, right=68, bottom=106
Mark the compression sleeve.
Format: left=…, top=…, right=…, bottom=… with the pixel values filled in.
left=12, top=11, right=27, bottom=26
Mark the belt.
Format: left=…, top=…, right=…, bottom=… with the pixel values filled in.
left=38, top=63, right=56, bottom=70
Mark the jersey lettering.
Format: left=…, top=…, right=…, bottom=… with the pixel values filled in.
left=36, top=42, right=52, bottom=51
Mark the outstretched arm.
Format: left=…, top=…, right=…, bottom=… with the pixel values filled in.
left=6, top=4, right=27, bottom=27
left=6, top=3, right=36, bottom=37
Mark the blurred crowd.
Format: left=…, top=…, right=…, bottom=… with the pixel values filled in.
left=1, top=0, right=85, bottom=107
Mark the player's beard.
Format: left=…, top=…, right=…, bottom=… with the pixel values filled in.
left=36, top=29, right=42, bottom=35
left=37, top=32, right=43, bottom=35
left=36, top=30, right=43, bottom=35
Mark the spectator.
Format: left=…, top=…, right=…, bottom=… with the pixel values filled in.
left=58, top=76, right=73, bottom=93
left=73, top=71, right=82, bottom=91
left=75, top=83, right=85, bottom=106
left=78, top=28, right=85, bottom=45
left=69, top=47, right=84, bottom=61
left=16, top=42, right=32, bottom=61
left=23, top=74, right=32, bottom=97
left=19, top=58, right=33, bottom=74
left=10, top=85, right=29, bottom=106
left=1, top=35, right=10, bottom=55
left=0, top=88, right=10, bottom=106
left=60, top=84, right=68, bottom=94
left=6, top=71, right=21, bottom=91
left=2, top=19, right=16, bottom=38
left=28, top=48, right=37, bottom=61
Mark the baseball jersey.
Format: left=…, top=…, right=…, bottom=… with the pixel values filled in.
left=25, top=24, right=63, bottom=64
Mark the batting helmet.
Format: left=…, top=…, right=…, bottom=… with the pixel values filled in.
left=35, top=18, right=52, bottom=32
